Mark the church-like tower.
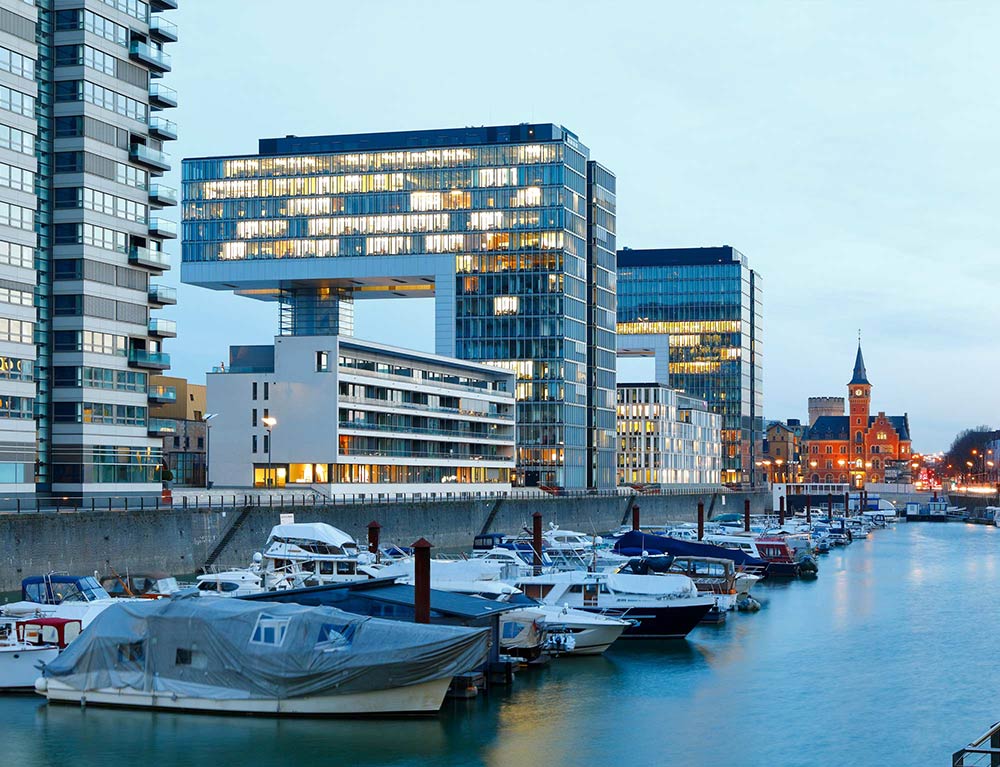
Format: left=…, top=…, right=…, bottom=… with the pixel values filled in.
left=847, top=343, right=872, bottom=439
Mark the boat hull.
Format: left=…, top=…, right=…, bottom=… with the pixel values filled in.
left=38, top=676, right=453, bottom=716
left=562, top=624, right=628, bottom=655
left=582, top=601, right=712, bottom=639
left=0, top=646, right=59, bottom=691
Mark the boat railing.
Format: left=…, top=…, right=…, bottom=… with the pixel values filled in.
left=953, top=720, right=1000, bottom=766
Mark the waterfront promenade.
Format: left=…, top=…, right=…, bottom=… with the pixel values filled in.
left=3, top=521, right=997, bottom=766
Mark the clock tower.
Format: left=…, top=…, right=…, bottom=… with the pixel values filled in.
left=847, top=342, right=871, bottom=430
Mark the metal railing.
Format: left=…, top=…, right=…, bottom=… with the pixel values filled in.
left=338, top=421, right=514, bottom=442
left=338, top=395, right=508, bottom=420
left=954, top=720, right=1000, bottom=766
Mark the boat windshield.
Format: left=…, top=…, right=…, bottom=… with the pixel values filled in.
left=55, top=577, right=110, bottom=603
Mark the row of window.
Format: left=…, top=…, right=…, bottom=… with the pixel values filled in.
left=0, top=202, right=30, bottom=231
left=54, top=187, right=147, bottom=225
left=54, top=152, right=148, bottom=191
left=54, top=402, right=146, bottom=426
left=54, top=222, right=128, bottom=254
left=54, top=330, right=127, bottom=356
left=0, top=161, right=33, bottom=194
left=0, top=240, right=33, bottom=270
left=55, top=81, right=147, bottom=124
left=55, top=9, right=128, bottom=48
left=53, top=367, right=146, bottom=392
left=0, top=356, right=31, bottom=381
left=0, top=283, right=31, bottom=307
left=0, top=45, right=33, bottom=80
left=54, top=259, right=148, bottom=292
left=0, top=317, right=31, bottom=344
left=0, top=84, right=33, bottom=118
left=0, top=395, right=32, bottom=419
left=99, top=0, right=149, bottom=23
left=251, top=381, right=269, bottom=401
left=51, top=444, right=162, bottom=485
left=56, top=44, right=117, bottom=77
left=0, top=123, right=32, bottom=155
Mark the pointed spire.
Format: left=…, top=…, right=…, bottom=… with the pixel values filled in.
left=849, top=339, right=870, bottom=386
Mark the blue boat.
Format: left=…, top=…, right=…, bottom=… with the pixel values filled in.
left=612, top=531, right=769, bottom=575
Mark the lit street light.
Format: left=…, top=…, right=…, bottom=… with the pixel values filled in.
left=262, top=416, right=277, bottom=487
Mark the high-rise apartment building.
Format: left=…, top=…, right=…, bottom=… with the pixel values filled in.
left=0, top=0, right=177, bottom=502
left=616, top=246, right=762, bottom=486
left=182, top=123, right=616, bottom=489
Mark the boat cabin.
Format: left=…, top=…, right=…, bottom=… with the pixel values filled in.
left=21, top=575, right=110, bottom=605
left=667, top=557, right=738, bottom=595
left=101, top=572, right=179, bottom=598
left=17, top=617, right=82, bottom=649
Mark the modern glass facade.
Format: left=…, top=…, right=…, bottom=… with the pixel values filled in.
left=0, top=0, right=176, bottom=500
left=181, top=124, right=617, bottom=489
left=617, top=247, right=762, bottom=486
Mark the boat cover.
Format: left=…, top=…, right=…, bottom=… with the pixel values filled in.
left=265, top=523, right=356, bottom=551
left=605, top=572, right=698, bottom=599
left=42, top=596, right=489, bottom=700
left=613, top=531, right=767, bottom=568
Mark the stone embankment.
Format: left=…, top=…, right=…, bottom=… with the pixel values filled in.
left=0, top=490, right=768, bottom=592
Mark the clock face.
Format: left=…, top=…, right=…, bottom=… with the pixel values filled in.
left=855, top=389, right=862, bottom=396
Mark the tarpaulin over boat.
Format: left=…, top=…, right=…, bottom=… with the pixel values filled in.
left=42, top=596, right=489, bottom=700
left=613, top=531, right=768, bottom=569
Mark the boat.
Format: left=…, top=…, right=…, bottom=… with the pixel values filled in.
left=101, top=571, right=180, bottom=598
left=664, top=556, right=758, bottom=612
left=253, top=522, right=374, bottom=590
left=1, top=575, right=119, bottom=628
left=613, top=530, right=769, bottom=576
left=905, top=500, right=954, bottom=522
left=0, top=616, right=81, bottom=692
left=511, top=570, right=714, bottom=639
left=36, top=596, right=491, bottom=716
left=195, top=570, right=265, bottom=597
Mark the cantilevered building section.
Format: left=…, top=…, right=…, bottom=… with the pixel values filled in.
left=182, top=123, right=616, bottom=490
left=0, top=0, right=177, bottom=501
left=617, top=247, right=763, bottom=486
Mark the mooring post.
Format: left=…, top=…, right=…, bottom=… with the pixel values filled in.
left=412, top=537, right=432, bottom=624
left=631, top=504, right=640, bottom=532
left=844, top=491, right=850, bottom=518
left=827, top=493, right=833, bottom=523
left=744, top=498, right=751, bottom=532
left=697, top=502, right=705, bottom=541
left=779, top=495, right=785, bottom=525
left=367, top=520, right=381, bottom=564
left=532, top=511, right=543, bottom=574
left=806, top=494, right=811, bottom=525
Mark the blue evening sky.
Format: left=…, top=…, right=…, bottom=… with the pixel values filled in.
left=161, top=1, right=1000, bottom=451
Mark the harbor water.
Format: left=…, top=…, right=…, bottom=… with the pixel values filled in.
left=2, top=522, right=997, bottom=766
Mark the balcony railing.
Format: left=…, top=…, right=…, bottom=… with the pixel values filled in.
left=129, top=349, right=171, bottom=369
left=130, top=143, right=170, bottom=171
left=129, top=245, right=170, bottom=269
left=149, top=217, right=177, bottom=239
left=148, top=318, right=177, bottom=338
left=148, top=418, right=177, bottom=436
left=149, top=83, right=177, bottom=109
left=338, top=421, right=514, bottom=442
left=129, top=41, right=172, bottom=72
left=148, top=385, right=176, bottom=403
left=149, top=183, right=177, bottom=206
left=148, top=283, right=177, bottom=305
left=149, top=116, right=177, bottom=141
left=149, top=15, right=178, bottom=42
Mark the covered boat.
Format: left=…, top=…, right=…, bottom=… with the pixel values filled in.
left=37, top=596, right=489, bottom=716
left=613, top=530, right=768, bottom=575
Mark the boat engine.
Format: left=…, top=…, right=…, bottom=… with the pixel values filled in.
left=798, top=555, right=819, bottom=577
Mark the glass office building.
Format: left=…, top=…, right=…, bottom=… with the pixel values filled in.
left=182, top=124, right=616, bottom=489
left=0, top=0, right=177, bottom=502
left=617, top=246, right=762, bottom=486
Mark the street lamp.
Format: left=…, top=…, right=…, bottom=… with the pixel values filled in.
left=202, top=413, right=218, bottom=489
left=262, top=416, right=276, bottom=487
left=775, top=458, right=784, bottom=484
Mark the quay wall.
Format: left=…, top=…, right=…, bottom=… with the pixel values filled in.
left=0, top=491, right=768, bottom=592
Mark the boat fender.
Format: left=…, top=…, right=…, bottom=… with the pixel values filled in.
left=34, top=677, right=47, bottom=693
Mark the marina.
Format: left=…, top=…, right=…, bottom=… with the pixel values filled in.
left=2, top=520, right=999, bottom=764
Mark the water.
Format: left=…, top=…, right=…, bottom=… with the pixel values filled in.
left=3, top=522, right=997, bottom=766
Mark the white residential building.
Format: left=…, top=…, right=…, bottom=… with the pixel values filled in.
left=207, top=335, right=516, bottom=495
left=617, top=383, right=722, bottom=487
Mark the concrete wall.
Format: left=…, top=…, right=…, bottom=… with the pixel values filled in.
left=0, top=490, right=768, bottom=592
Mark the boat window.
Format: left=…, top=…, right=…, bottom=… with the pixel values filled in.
left=63, top=622, right=80, bottom=644
left=197, top=581, right=218, bottom=592
left=319, top=561, right=334, bottom=575
left=251, top=614, right=290, bottom=647
left=176, top=648, right=192, bottom=665
left=522, top=584, right=553, bottom=600
left=117, top=641, right=145, bottom=664
left=567, top=584, right=585, bottom=593
left=336, top=562, right=356, bottom=575
left=23, top=582, right=46, bottom=603
left=220, top=581, right=241, bottom=593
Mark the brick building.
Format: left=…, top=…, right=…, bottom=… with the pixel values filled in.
left=802, top=344, right=912, bottom=487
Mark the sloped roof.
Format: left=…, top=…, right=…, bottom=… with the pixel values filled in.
left=849, top=343, right=871, bottom=385
left=870, top=414, right=911, bottom=442
left=805, top=414, right=911, bottom=442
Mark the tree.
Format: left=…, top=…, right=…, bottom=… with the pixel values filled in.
left=944, top=426, right=996, bottom=479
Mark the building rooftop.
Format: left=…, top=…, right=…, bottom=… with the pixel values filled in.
left=617, top=246, right=746, bottom=268
left=807, top=414, right=910, bottom=442
left=849, top=342, right=871, bottom=386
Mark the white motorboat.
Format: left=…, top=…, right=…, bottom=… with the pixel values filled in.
left=253, top=522, right=374, bottom=589
left=36, top=597, right=490, bottom=716
left=195, top=570, right=265, bottom=597
left=512, top=570, right=714, bottom=639
left=2, top=575, right=119, bottom=629
left=0, top=616, right=81, bottom=691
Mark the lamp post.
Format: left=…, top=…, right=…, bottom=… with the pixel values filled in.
left=775, top=458, right=784, bottom=485
left=262, top=416, right=276, bottom=488
left=202, top=413, right=217, bottom=489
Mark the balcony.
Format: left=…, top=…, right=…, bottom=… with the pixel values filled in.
left=148, top=317, right=177, bottom=338
left=148, top=283, right=177, bottom=306
left=149, top=116, right=177, bottom=141
left=129, top=349, right=171, bottom=370
left=149, top=83, right=177, bottom=110
left=129, top=245, right=170, bottom=270
left=148, top=418, right=177, bottom=436
left=129, top=41, right=172, bottom=73
left=149, top=183, right=177, bottom=207
left=148, top=385, right=177, bottom=404
left=149, top=15, right=178, bottom=43
left=130, top=143, right=171, bottom=172
left=149, top=217, right=177, bottom=239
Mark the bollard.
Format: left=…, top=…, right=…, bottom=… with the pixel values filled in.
left=779, top=496, right=785, bottom=525
left=744, top=498, right=751, bottom=532
left=827, top=493, right=833, bottom=523
left=90, top=498, right=94, bottom=513
left=697, top=502, right=705, bottom=541
left=632, top=504, right=640, bottom=532
left=532, top=511, right=543, bottom=574
left=367, top=520, right=381, bottom=563
left=806, top=495, right=811, bottom=525
left=16, top=498, right=20, bottom=513
left=844, top=492, right=850, bottom=518
left=412, top=538, right=432, bottom=624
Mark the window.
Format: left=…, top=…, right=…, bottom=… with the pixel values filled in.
left=0, top=46, right=34, bottom=79
left=251, top=434, right=258, bottom=453
left=197, top=437, right=204, bottom=449
left=250, top=614, right=289, bottom=647
left=263, top=434, right=269, bottom=454
left=116, top=641, right=144, bottom=664
left=316, top=351, right=329, bottom=372
left=263, top=382, right=269, bottom=400
left=0, top=84, right=34, bottom=117
left=175, top=648, right=192, bottom=665
left=172, top=436, right=179, bottom=448
left=252, top=381, right=257, bottom=400
left=251, top=408, right=257, bottom=427
left=0, top=124, right=33, bottom=155
left=855, top=431, right=863, bottom=443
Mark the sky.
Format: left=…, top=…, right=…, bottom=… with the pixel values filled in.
left=159, top=0, right=1000, bottom=452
